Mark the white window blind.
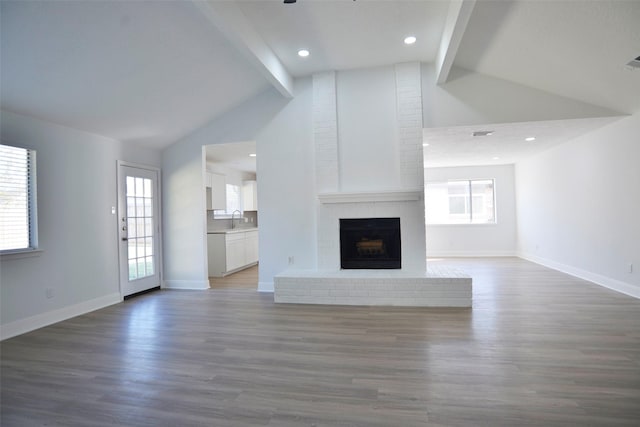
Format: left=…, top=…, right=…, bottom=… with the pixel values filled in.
left=0, top=144, right=37, bottom=252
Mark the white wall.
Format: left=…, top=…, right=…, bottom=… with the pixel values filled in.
left=0, top=110, right=161, bottom=339
left=255, top=78, right=317, bottom=291
left=516, top=113, right=640, bottom=297
left=161, top=88, right=288, bottom=290
left=425, top=165, right=517, bottom=257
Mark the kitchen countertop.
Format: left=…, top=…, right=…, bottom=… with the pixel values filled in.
left=207, top=227, right=258, bottom=235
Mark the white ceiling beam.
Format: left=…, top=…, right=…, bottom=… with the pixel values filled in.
left=435, top=0, right=477, bottom=85
left=191, top=0, right=294, bottom=99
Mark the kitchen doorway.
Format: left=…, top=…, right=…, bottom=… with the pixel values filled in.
left=203, top=141, right=259, bottom=290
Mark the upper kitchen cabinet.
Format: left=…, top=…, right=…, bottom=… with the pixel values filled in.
left=205, top=140, right=256, bottom=211
left=209, top=173, right=226, bottom=210
left=206, top=171, right=226, bottom=211
left=243, top=180, right=258, bottom=211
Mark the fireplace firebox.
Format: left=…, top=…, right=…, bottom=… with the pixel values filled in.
left=339, top=218, right=401, bottom=269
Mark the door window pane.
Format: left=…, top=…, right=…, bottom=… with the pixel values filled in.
left=126, top=176, right=155, bottom=280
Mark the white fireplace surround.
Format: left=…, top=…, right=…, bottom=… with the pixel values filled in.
left=318, top=189, right=422, bottom=204
left=316, top=190, right=426, bottom=272
left=273, top=188, right=472, bottom=308
left=272, top=67, right=472, bottom=307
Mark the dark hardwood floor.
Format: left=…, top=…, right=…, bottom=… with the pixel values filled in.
left=2, top=258, right=639, bottom=426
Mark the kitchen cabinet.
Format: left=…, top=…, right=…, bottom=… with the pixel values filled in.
left=242, top=180, right=258, bottom=211
left=245, top=229, right=259, bottom=264
left=207, top=229, right=259, bottom=277
left=225, top=233, right=246, bottom=272
left=208, top=173, right=226, bottom=210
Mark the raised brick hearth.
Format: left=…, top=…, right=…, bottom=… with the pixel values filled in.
left=274, top=266, right=471, bottom=307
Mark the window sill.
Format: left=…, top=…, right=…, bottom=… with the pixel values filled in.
left=0, top=248, right=44, bottom=261
left=427, top=223, right=498, bottom=227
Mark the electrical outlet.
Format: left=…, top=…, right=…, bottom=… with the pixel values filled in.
left=111, top=206, right=116, bottom=215
left=46, top=288, right=54, bottom=299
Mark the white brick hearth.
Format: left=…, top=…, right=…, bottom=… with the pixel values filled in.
left=274, top=266, right=471, bottom=307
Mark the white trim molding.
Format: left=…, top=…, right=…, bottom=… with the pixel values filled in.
left=428, top=251, right=518, bottom=258
left=163, top=280, right=210, bottom=290
left=258, top=281, right=274, bottom=292
left=519, top=253, right=640, bottom=299
left=1, top=292, right=122, bottom=341
left=318, top=189, right=422, bottom=204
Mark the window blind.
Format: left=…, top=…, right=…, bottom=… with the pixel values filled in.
left=0, top=144, right=36, bottom=251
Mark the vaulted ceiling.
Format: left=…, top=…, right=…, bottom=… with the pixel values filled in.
left=2, top=0, right=639, bottom=161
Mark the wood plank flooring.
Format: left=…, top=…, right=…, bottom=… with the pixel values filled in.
left=209, top=265, right=259, bottom=290
left=2, top=258, right=639, bottom=426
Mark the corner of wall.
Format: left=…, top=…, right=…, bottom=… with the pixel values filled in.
left=518, top=252, right=640, bottom=300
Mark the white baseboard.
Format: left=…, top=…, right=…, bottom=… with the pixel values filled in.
left=519, top=252, right=640, bottom=299
left=163, top=279, right=210, bottom=290
left=428, top=251, right=517, bottom=258
left=1, top=292, right=122, bottom=341
left=258, top=281, right=274, bottom=293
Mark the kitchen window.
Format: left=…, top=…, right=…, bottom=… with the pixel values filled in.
left=213, top=183, right=242, bottom=218
left=425, top=179, right=495, bottom=224
left=0, top=144, right=38, bottom=253
left=224, top=183, right=241, bottom=214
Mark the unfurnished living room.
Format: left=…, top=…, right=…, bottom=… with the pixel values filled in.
left=1, top=1, right=639, bottom=426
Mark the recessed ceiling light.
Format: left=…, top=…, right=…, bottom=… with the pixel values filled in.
left=249, top=153, right=256, bottom=157
left=422, top=143, right=430, bottom=147
left=492, top=157, right=500, bottom=160
left=297, top=49, right=310, bottom=57
left=404, top=36, right=417, bottom=45
left=525, top=137, right=536, bottom=141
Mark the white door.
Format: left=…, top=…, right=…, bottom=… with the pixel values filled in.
left=118, top=163, right=161, bottom=297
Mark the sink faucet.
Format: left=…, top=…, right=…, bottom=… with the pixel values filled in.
left=231, top=210, right=242, bottom=229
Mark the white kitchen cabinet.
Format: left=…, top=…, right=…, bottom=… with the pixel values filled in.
left=210, top=173, right=226, bottom=210
left=225, top=233, right=245, bottom=272
left=242, top=180, right=258, bottom=211
left=205, top=172, right=213, bottom=210
left=245, top=230, right=259, bottom=264
left=207, top=229, right=259, bottom=277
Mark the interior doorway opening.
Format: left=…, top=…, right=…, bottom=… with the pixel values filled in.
left=202, top=141, right=259, bottom=290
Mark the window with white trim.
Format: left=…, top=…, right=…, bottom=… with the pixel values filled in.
left=224, top=183, right=241, bottom=214
left=0, top=144, right=38, bottom=252
left=425, top=179, right=495, bottom=224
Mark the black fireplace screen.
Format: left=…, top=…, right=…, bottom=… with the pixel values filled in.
left=339, top=218, right=401, bottom=269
